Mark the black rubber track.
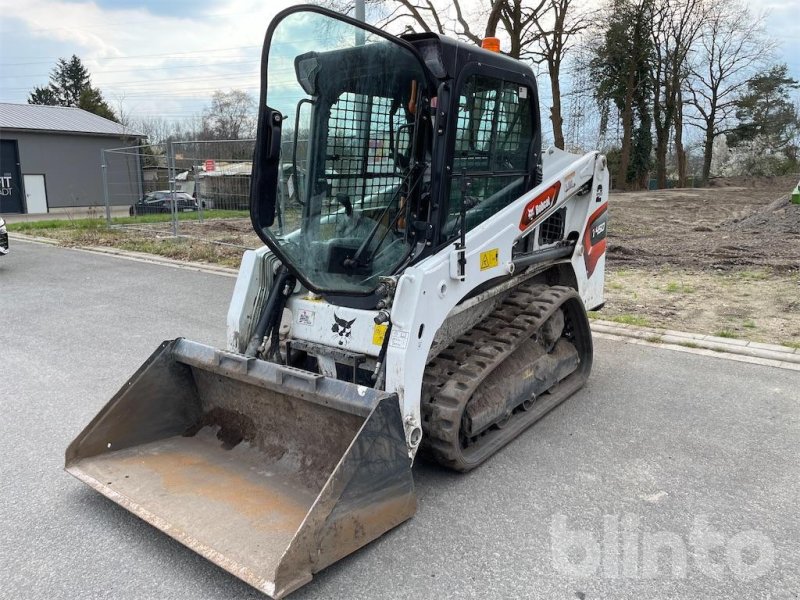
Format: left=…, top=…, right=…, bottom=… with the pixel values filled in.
left=420, top=283, right=593, bottom=472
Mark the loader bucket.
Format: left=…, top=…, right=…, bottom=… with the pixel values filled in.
left=66, top=339, right=416, bottom=598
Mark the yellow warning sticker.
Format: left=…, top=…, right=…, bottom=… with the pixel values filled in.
left=372, top=323, right=389, bottom=346
left=479, top=248, right=499, bottom=271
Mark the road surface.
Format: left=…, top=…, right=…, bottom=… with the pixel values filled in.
left=3, top=241, right=798, bottom=599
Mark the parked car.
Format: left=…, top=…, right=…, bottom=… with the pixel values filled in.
left=0, top=217, right=8, bottom=256
left=129, top=191, right=198, bottom=216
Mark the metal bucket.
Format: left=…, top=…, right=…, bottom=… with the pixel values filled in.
left=66, top=339, right=416, bottom=598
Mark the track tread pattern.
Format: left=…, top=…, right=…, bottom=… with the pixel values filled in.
left=421, top=284, right=590, bottom=471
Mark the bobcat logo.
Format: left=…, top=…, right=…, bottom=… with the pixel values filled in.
left=331, top=313, right=356, bottom=346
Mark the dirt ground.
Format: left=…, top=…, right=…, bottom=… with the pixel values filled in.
left=603, top=175, right=800, bottom=346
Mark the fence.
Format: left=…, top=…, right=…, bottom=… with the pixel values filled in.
left=100, top=137, right=309, bottom=244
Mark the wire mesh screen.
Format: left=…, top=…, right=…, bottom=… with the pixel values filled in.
left=444, top=75, right=533, bottom=240
left=539, top=207, right=566, bottom=246
left=323, top=92, right=403, bottom=221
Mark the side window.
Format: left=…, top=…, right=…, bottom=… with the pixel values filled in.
left=322, top=92, right=405, bottom=224
left=444, top=75, right=533, bottom=240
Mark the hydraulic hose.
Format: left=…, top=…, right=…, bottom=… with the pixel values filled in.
left=245, top=266, right=290, bottom=357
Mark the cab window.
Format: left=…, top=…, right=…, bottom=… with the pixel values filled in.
left=443, top=74, right=533, bottom=240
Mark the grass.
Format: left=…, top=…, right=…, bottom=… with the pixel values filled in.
left=680, top=341, right=699, bottom=349
left=113, top=237, right=242, bottom=268
left=781, top=341, right=800, bottom=350
left=586, top=311, right=651, bottom=327
left=607, top=314, right=651, bottom=327
left=645, top=335, right=663, bottom=343
left=7, top=210, right=247, bottom=232
left=665, top=281, right=695, bottom=294
left=743, top=320, right=757, bottom=329
left=736, top=270, right=770, bottom=281
left=714, top=329, right=739, bottom=339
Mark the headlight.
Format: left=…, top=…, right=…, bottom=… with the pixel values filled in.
left=0, top=218, right=6, bottom=234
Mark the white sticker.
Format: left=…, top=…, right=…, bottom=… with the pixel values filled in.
left=519, top=86, right=528, bottom=99
left=297, top=308, right=315, bottom=326
left=389, top=329, right=409, bottom=349
left=287, top=174, right=295, bottom=198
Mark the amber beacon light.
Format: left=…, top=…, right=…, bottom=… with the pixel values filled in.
left=481, top=37, right=501, bottom=52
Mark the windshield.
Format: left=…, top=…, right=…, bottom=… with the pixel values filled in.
left=258, top=10, right=430, bottom=295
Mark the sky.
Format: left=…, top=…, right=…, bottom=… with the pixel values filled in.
left=0, top=0, right=798, bottom=138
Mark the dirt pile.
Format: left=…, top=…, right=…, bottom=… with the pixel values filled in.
left=724, top=194, right=800, bottom=235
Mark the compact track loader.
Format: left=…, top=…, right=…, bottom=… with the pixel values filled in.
left=67, top=6, right=609, bottom=597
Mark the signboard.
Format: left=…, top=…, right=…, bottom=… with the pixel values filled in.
left=204, top=159, right=216, bottom=172
left=0, top=140, right=24, bottom=213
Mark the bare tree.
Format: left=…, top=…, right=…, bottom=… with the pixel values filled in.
left=686, top=0, right=772, bottom=183
left=384, top=0, right=592, bottom=150
left=530, top=0, right=592, bottom=149
left=202, top=89, right=256, bottom=141
left=134, top=116, right=176, bottom=145
left=387, top=0, right=506, bottom=42
left=650, top=0, right=706, bottom=188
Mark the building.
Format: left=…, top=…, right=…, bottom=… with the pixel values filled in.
left=0, top=103, right=144, bottom=214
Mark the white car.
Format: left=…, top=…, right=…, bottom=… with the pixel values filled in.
left=0, top=217, right=8, bottom=256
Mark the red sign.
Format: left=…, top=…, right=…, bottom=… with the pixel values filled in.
left=519, top=182, right=560, bottom=230
left=204, top=159, right=216, bottom=172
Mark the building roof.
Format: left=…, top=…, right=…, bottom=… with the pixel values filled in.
left=0, top=102, right=143, bottom=138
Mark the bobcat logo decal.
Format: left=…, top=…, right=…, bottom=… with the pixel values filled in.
left=331, top=313, right=356, bottom=346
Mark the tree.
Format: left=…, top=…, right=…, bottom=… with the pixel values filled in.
left=591, top=0, right=654, bottom=190
left=78, top=88, right=116, bottom=121
left=649, top=0, right=705, bottom=188
left=722, top=64, right=800, bottom=175
left=686, top=0, right=771, bottom=183
left=384, top=0, right=591, bottom=149
left=202, top=90, right=256, bottom=141
left=28, top=55, right=117, bottom=122
left=727, top=64, right=800, bottom=151
left=530, top=0, right=592, bottom=149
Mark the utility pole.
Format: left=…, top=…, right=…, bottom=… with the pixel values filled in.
left=355, top=0, right=365, bottom=44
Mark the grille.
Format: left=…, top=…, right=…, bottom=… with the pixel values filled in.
left=539, top=207, right=566, bottom=245
left=323, top=93, right=403, bottom=221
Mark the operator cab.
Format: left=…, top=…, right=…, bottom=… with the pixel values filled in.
left=251, top=6, right=541, bottom=303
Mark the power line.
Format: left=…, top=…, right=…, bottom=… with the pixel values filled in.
left=0, top=59, right=262, bottom=78
left=0, top=45, right=261, bottom=66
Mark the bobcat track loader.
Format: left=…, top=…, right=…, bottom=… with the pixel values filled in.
left=66, top=6, right=609, bottom=598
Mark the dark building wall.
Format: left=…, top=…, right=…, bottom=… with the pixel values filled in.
left=0, top=129, right=142, bottom=211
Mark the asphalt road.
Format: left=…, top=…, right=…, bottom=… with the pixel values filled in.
left=3, top=240, right=798, bottom=600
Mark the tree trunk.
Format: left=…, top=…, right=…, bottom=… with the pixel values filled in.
left=702, top=123, right=714, bottom=184
left=674, top=88, right=687, bottom=187
left=550, top=68, right=565, bottom=149
left=619, top=106, right=634, bottom=191
left=655, top=133, right=668, bottom=188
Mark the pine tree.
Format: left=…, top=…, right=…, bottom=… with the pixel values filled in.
left=27, top=55, right=117, bottom=122
left=728, top=64, right=799, bottom=150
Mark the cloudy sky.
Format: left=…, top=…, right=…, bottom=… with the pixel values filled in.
left=0, top=0, right=797, bottom=131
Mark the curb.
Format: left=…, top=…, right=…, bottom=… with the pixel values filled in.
left=9, top=233, right=239, bottom=277
left=591, top=320, right=800, bottom=371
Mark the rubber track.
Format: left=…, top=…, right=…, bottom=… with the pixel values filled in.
left=421, top=283, right=588, bottom=471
